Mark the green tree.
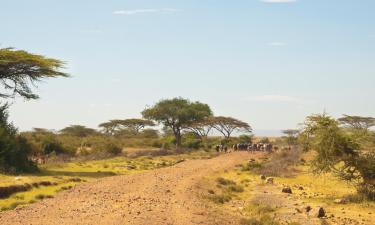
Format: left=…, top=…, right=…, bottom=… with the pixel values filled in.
left=0, top=104, right=36, bottom=172
left=99, top=119, right=154, bottom=136
left=60, top=125, right=98, bottom=137
left=301, top=114, right=375, bottom=199
left=0, top=48, right=68, bottom=99
left=338, top=115, right=375, bottom=130
left=0, top=48, right=67, bottom=172
left=211, top=116, right=252, bottom=139
left=186, top=118, right=214, bottom=140
left=142, top=98, right=212, bottom=149
left=282, top=129, right=300, bottom=147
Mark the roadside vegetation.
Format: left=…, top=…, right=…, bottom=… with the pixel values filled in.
left=202, top=113, right=375, bottom=225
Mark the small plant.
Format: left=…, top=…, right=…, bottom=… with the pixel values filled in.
left=34, top=194, right=53, bottom=200
left=228, top=184, right=244, bottom=193
left=209, top=193, right=232, bottom=204
left=240, top=215, right=281, bottom=225
left=216, top=177, right=236, bottom=186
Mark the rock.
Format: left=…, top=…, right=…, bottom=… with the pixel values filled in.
left=282, top=187, right=292, bottom=194
left=266, top=177, right=274, bottom=184
left=260, top=175, right=266, bottom=180
left=305, top=206, right=312, bottom=213
left=317, top=207, right=326, bottom=218
left=298, top=186, right=304, bottom=190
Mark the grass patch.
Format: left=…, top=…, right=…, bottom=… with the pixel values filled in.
left=216, top=177, right=236, bottom=186
left=240, top=215, right=282, bottom=225
left=209, top=193, right=232, bottom=204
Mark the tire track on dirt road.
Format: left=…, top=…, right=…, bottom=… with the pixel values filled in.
left=0, top=152, right=263, bottom=225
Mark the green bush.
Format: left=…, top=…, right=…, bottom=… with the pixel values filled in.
left=182, top=132, right=202, bottom=149
left=216, top=177, right=236, bottom=186
left=0, top=105, right=36, bottom=173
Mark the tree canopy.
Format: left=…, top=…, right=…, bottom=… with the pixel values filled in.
left=301, top=113, right=375, bottom=199
left=142, top=98, right=212, bottom=148
left=210, top=116, right=252, bottom=139
left=99, top=119, right=154, bottom=136
left=282, top=129, right=300, bottom=146
left=338, top=115, right=375, bottom=130
left=186, top=118, right=214, bottom=139
left=0, top=48, right=69, bottom=100
left=60, top=125, right=98, bottom=137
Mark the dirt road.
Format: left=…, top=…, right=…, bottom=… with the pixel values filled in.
left=0, top=152, right=259, bottom=225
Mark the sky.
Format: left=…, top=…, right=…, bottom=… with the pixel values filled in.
left=1, top=0, right=374, bottom=135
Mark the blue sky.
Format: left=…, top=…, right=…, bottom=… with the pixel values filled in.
left=1, top=0, right=374, bottom=134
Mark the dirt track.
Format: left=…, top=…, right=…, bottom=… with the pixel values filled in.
left=0, top=152, right=259, bottom=225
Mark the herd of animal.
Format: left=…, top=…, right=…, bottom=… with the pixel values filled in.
left=215, top=143, right=275, bottom=153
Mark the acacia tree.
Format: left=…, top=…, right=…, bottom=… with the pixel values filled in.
left=99, top=119, right=154, bottom=136
left=301, top=114, right=375, bottom=200
left=0, top=48, right=68, bottom=172
left=142, top=98, right=212, bottom=149
left=60, top=125, right=98, bottom=137
left=0, top=48, right=69, bottom=99
left=99, top=121, right=120, bottom=135
left=211, top=116, right=252, bottom=139
left=186, top=118, right=214, bottom=140
left=282, top=129, right=300, bottom=147
left=338, top=115, right=375, bottom=130
left=116, top=119, right=155, bottom=134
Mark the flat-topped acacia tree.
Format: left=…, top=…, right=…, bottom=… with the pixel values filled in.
left=0, top=48, right=68, bottom=172
left=99, top=119, right=154, bottom=136
left=0, top=48, right=69, bottom=100
left=211, top=116, right=252, bottom=139
left=142, top=98, right=212, bottom=149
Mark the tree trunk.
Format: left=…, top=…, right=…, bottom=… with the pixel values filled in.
left=174, top=129, right=182, bottom=151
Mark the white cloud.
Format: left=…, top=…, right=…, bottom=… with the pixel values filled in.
left=268, top=42, right=287, bottom=46
left=247, top=95, right=303, bottom=103
left=261, top=0, right=297, bottom=3
left=113, top=8, right=179, bottom=15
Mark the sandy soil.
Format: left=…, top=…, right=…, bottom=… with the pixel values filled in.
left=0, top=152, right=258, bottom=225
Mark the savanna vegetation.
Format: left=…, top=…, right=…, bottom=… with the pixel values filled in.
left=1, top=48, right=374, bottom=224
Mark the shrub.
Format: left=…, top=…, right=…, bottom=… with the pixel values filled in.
left=0, top=105, right=36, bottom=173
left=228, top=184, right=244, bottom=193
left=182, top=132, right=202, bottom=149
left=94, top=141, right=122, bottom=156
left=209, top=193, right=232, bottom=204
left=216, top=177, right=236, bottom=186
left=301, top=114, right=375, bottom=200
left=240, top=215, right=283, bottom=225
left=258, top=148, right=301, bottom=177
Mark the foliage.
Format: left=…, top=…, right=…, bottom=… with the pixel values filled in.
left=60, top=125, right=98, bottom=137
left=301, top=113, right=375, bottom=199
left=181, top=132, right=203, bottom=149
left=282, top=129, right=299, bottom=146
left=238, top=134, right=254, bottom=143
left=142, top=97, right=212, bottom=148
left=138, top=129, right=159, bottom=139
left=0, top=48, right=68, bottom=99
left=99, top=119, right=154, bottom=136
left=259, top=137, right=270, bottom=144
left=210, top=116, right=252, bottom=139
left=0, top=104, right=36, bottom=173
left=338, top=115, right=375, bottom=130
left=187, top=119, right=214, bottom=139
